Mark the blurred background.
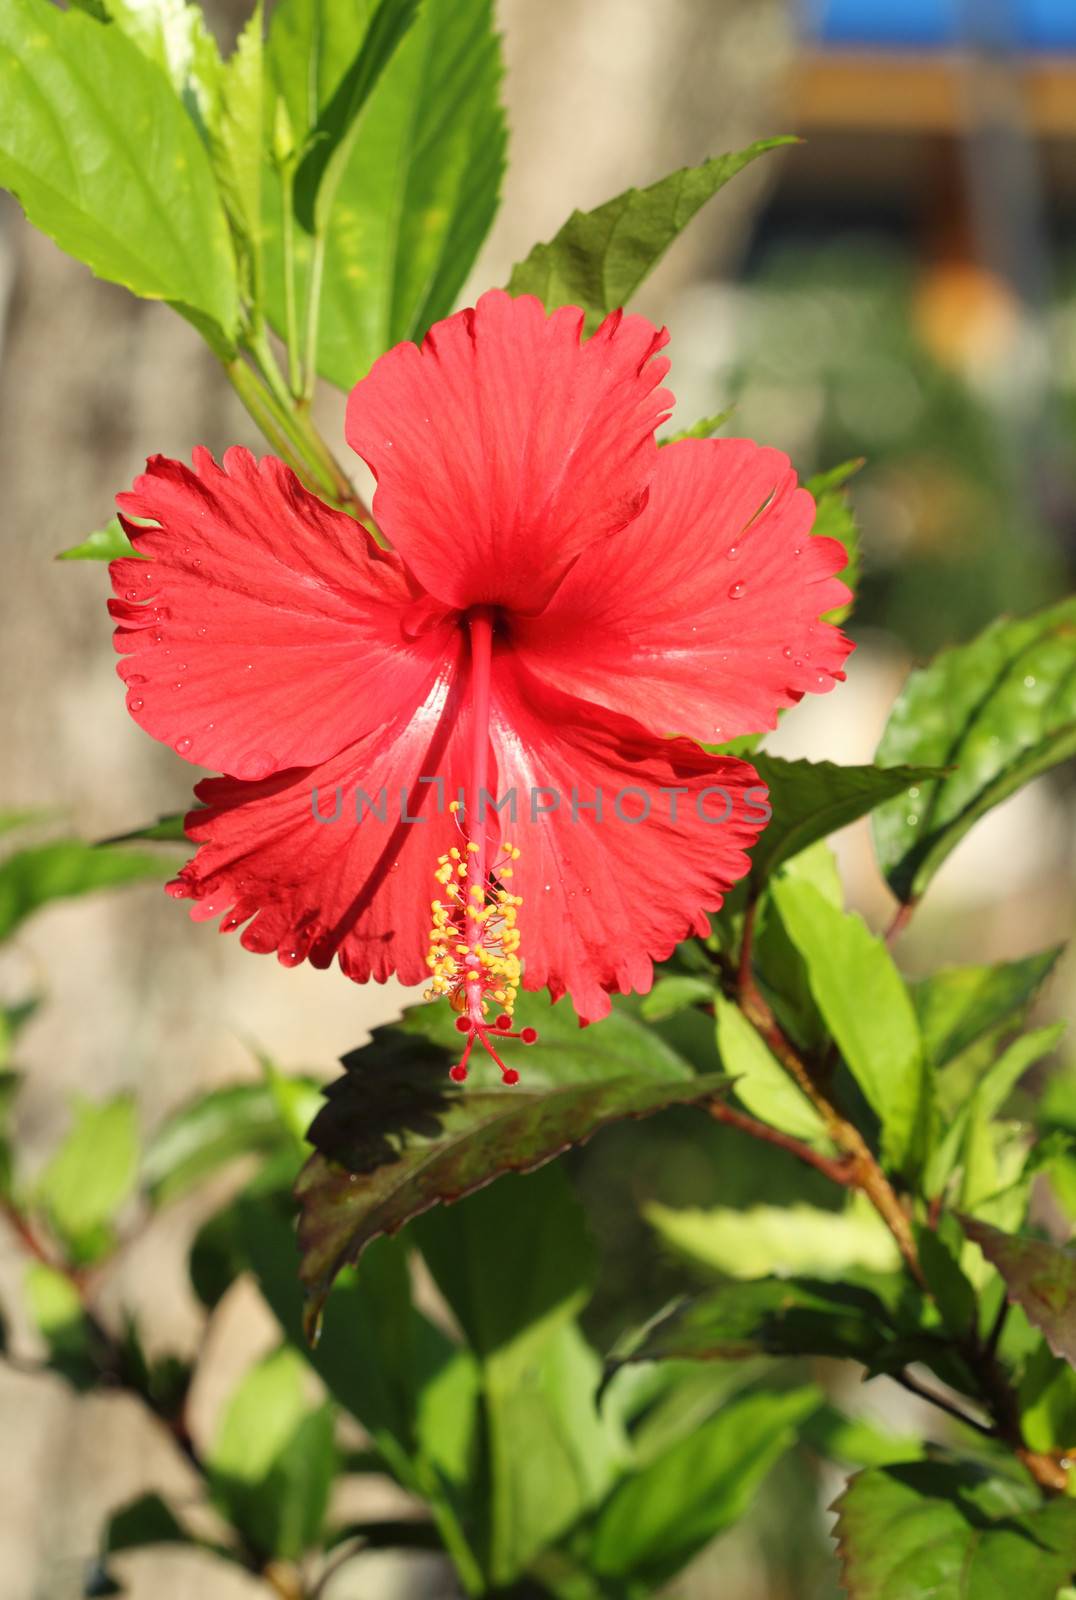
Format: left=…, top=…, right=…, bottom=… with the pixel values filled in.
left=1, top=0, right=1074, bottom=1595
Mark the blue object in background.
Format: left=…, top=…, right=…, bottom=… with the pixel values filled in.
left=802, top=0, right=1076, bottom=51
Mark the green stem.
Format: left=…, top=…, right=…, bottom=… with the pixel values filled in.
left=281, top=166, right=303, bottom=399
left=225, top=358, right=325, bottom=493
left=302, top=232, right=327, bottom=406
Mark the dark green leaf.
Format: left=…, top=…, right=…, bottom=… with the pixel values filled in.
left=873, top=597, right=1076, bottom=904
left=916, top=1222, right=976, bottom=1338
left=960, top=1217, right=1076, bottom=1367
left=56, top=517, right=141, bottom=563
left=834, top=1458, right=1076, bottom=1600
left=295, top=1019, right=723, bottom=1323
left=507, top=139, right=795, bottom=325
left=610, top=1276, right=900, bottom=1369
left=770, top=877, right=927, bottom=1171
left=586, top=1386, right=820, bottom=1587
left=748, top=757, right=940, bottom=889
left=0, top=0, right=238, bottom=348
left=0, top=841, right=167, bottom=941
left=265, top=0, right=505, bottom=390
left=105, top=1492, right=193, bottom=1553
left=415, top=1169, right=626, bottom=1586
left=913, top=947, right=1063, bottom=1068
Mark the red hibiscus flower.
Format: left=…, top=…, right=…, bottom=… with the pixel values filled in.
left=108, top=290, right=852, bottom=1083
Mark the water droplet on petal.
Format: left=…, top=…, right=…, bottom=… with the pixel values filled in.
left=125, top=589, right=139, bottom=601
left=792, top=547, right=802, bottom=557
left=728, top=581, right=746, bottom=600
left=244, top=663, right=254, bottom=672
left=782, top=647, right=793, bottom=659
left=197, top=626, right=207, bottom=637
left=543, top=883, right=552, bottom=893
left=127, top=673, right=147, bottom=685
left=151, top=631, right=163, bottom=645
left=173, top=681, right=183, bottom=691
left=129, top=696, right=144, bottom=712
left=167, top=881, right=191, bottom=900
left=279, top=947, right=302, bottom=967
left=175, top=736, right=193, bottom=755
left=792, top=658, right=803, bottom=669
left=726, top=544, right=739, bottom=560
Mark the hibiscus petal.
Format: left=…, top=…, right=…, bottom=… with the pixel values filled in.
left=109, top=448, right=454, bottom=779
left=486, top=660, right=769, bottom=1022
left=169, top=647, right=471, bottom=985
left=512, top=438, right=854, bottom=744
left=345, top=289, right=673, bottom=614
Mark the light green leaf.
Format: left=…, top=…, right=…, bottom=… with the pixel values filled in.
left=265, top=0, right=505, bottom=389
left=96, top=0, right=223, bottom=131
left=586, top=1386, right=821, bottom=1588
left=0, top=841, right=167, bottom=942
left=770, top=877, right=927, bottom=1172
left=647, top=1197, right=899, bottom=1279
left=806, top=458, right=862, bottom=623
left=834, top=1458, right=1076, bottom=1600
left=748, top=756, right=940, bottom=890
left=925, top=1024, right=1066, bottom=1197
left=208, top=1346, right=336, bottom=1562
left=873, top=597, right=1076, bottom=904
left=1017, top=1344, right=1076, bottom=1454
left=0, top=0, right=239, bottom=347
left=659, top=408, right=734, bottom=445
left=143, top=1082, right=305, bottom=1204
left=211, top=2, right=264, bottom=295
left=56, top=517, right=141, bottom=562
left=37, top=1095, right=139, bottom=1256
left=24, top=1261, right=100, bottom=1388
left=507, top=138, right=795, bottom=326
left=714, top=992, right=828, bottom=1143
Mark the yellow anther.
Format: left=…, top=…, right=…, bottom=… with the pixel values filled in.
left=449, top=799, right=461, bottom=813
left=466, top=841, right=480, bottom=853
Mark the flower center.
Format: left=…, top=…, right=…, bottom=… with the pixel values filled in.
left=422, top=608, right=537, bottom=1084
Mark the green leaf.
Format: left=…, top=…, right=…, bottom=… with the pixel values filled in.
left=24, top=1262, right=101, bottom=1388
left=647, top=1197, right=899, bottom=1279
left=292, top=0, right=421, bottom=233
left=639, top=974, right=714, bottom=1022
left=659, top=407, right=734, bottom=445
left=415, top=1168, right=626, bottom=1586
left=611, top=1276, right=900, bottom=1369
left=143, top=1082, right=307, bottom=1204
left=806, top=458, right=863, bottom=624
left=1017, top=1343, right=1076, bottom=1453
left=295, top=1020, right=723, bottom=1323
left=913, top=947, right=1063, bottom=1068
left=208, top=1347, right=336, bottom=1561
left=915, top=1222, right=976, bottom=1338
left=211, top=2, right=264, bottom=296
left=925, top=1024, right=1066, bottom=1197
left=37, top=1095, right=139, bottom=1258
left=397, top=988, right=695, bottom=1088
left=586, top=1386, right=820, bottom=1588
left=56, top=517, right=140, bottom=563
left=0, top=841, right=168, bottom=942
left=961, top=1216, right=1076, bottom=1368
left=265, top=0, right=505, bottom=390
left=95, top=0, right=222, bottom=130
left=770, top=877, right=927, bottom=1171
left=104, top=1492, right=195, bottom=1553
left=834, top=1458, right=1076, bottom=1600
left=100, top=812, right=192, bottom=844
left=507, top=138, right=795, bottom=325
left=713, top=993, right=828, bottom=1143
left=801, top=1405, right=924, bottom=1469
left=0, top=0, right=238, bottom=348
left=873, top=597, right=1076, bottom=904
left=748, top=757, right=940, bottom=890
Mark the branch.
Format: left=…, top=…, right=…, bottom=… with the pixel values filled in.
left=707, top=1101, right=856, bottom=1187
